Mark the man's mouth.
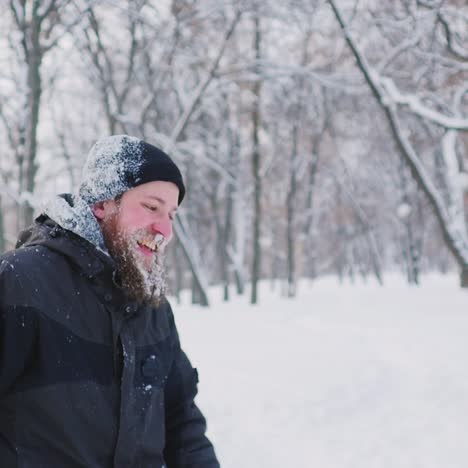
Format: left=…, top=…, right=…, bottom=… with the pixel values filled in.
left=136, top=234, right=165, bottom=255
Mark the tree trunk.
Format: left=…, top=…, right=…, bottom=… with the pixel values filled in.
left=304, top=137, right=320, bottom=279
left=174, top=213, right=210, bottom=307
left=17, top=4, right=43, bottom=230
left=286, top=124, right=299, bottom=297
left=396, top=161, right=421, bottom=285
left=222, top=184, right=234, bottom=301
left=461, top=268, right=468, bottom=287
left=250, top=13, right=262, bottom=304
left=231, top=133, right=246, bottom=297
left=21, top=45, right=41, bottom=229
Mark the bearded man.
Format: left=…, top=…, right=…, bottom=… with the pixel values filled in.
left=0, top=135, right=219, bottom=468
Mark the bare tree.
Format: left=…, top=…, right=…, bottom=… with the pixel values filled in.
left=2, top=0, right=467, bottom=296
left=250, top=11, right=263, bottom=304
left=327, top=0, right=468, bottom=286
left=4, top=0, right=87, bottom=230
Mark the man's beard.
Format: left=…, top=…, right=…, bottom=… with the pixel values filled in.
left=101, top=212, right=167, bottom=307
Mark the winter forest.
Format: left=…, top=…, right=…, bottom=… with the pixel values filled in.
left=1, top=0, right=467, bottom=305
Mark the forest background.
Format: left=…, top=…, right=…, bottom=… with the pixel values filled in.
left=1, top=0, right=467, bottom=306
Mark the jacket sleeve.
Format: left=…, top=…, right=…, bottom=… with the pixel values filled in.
left=0, top=258, right=37, bottom=398
left=163, top=306, right=220, bottom=468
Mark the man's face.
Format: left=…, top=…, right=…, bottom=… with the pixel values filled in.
left=93, top=180, right=179, bottom=305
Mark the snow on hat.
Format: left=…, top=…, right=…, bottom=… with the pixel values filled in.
left=78, top=135, right=185, bottom=205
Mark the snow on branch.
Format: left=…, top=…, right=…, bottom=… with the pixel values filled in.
left=417, top=2, right=468, bottom=59
left=378, top=76, right=468, bottom=131
left=175, top=143, right=238, bottom=187
left=377, top=31, right=423, bottom=73
left=441, top=130, right=468, bottom=236
left=0, top=183, right=37, bottom=209
left=454, top=85, right=468, bottom=112
left=41, top=4, right=93, bottom=53
left=327, top=0, right=468, bottom=131
left=437, top=10, right=468, bottom=61
left=387, top=106, right=468, bottom=258
left=327, top=0, right=468, bottom=268
left=165, top=11, right=242, bottom=154
left=37, top=0, right=59, bottom=21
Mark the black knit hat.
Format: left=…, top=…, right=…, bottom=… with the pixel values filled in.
left=78, top=135, right=185, bottom=205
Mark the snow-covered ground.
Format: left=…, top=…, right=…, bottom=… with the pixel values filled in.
left=171, top=274, right=468, bottom=468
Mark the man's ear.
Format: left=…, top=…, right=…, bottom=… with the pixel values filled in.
left=91, top=201, right=107, bottom=221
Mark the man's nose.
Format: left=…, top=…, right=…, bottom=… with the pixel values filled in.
left=151, top=218, right=172, bottom=239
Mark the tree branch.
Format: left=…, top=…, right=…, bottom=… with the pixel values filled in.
left=165, top=11, right=242, bottom=153
left=378, top=76, right=468, bottom=130
left=437, top=10, right=468, bottom=61
left=327, top=0, right=468, bottom=270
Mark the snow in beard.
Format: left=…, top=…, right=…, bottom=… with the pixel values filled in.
left=108, top=224, right=169, bottom=305
left=128, top=227, right=168, bottom=300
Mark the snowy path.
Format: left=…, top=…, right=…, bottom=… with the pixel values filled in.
left=172, top=275, right=468, bottom=468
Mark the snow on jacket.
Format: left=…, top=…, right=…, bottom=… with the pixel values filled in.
left=0, top=211, right=219, bottom=468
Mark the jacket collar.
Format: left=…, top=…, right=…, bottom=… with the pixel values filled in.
left=17, top=195, right=151, bottom=316
left=16, top=213, right=112, bottom=279
left=43, top=193, right=109, bottom=254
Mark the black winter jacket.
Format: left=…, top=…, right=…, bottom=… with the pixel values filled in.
left=0, top=216, right=219, bottom=468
